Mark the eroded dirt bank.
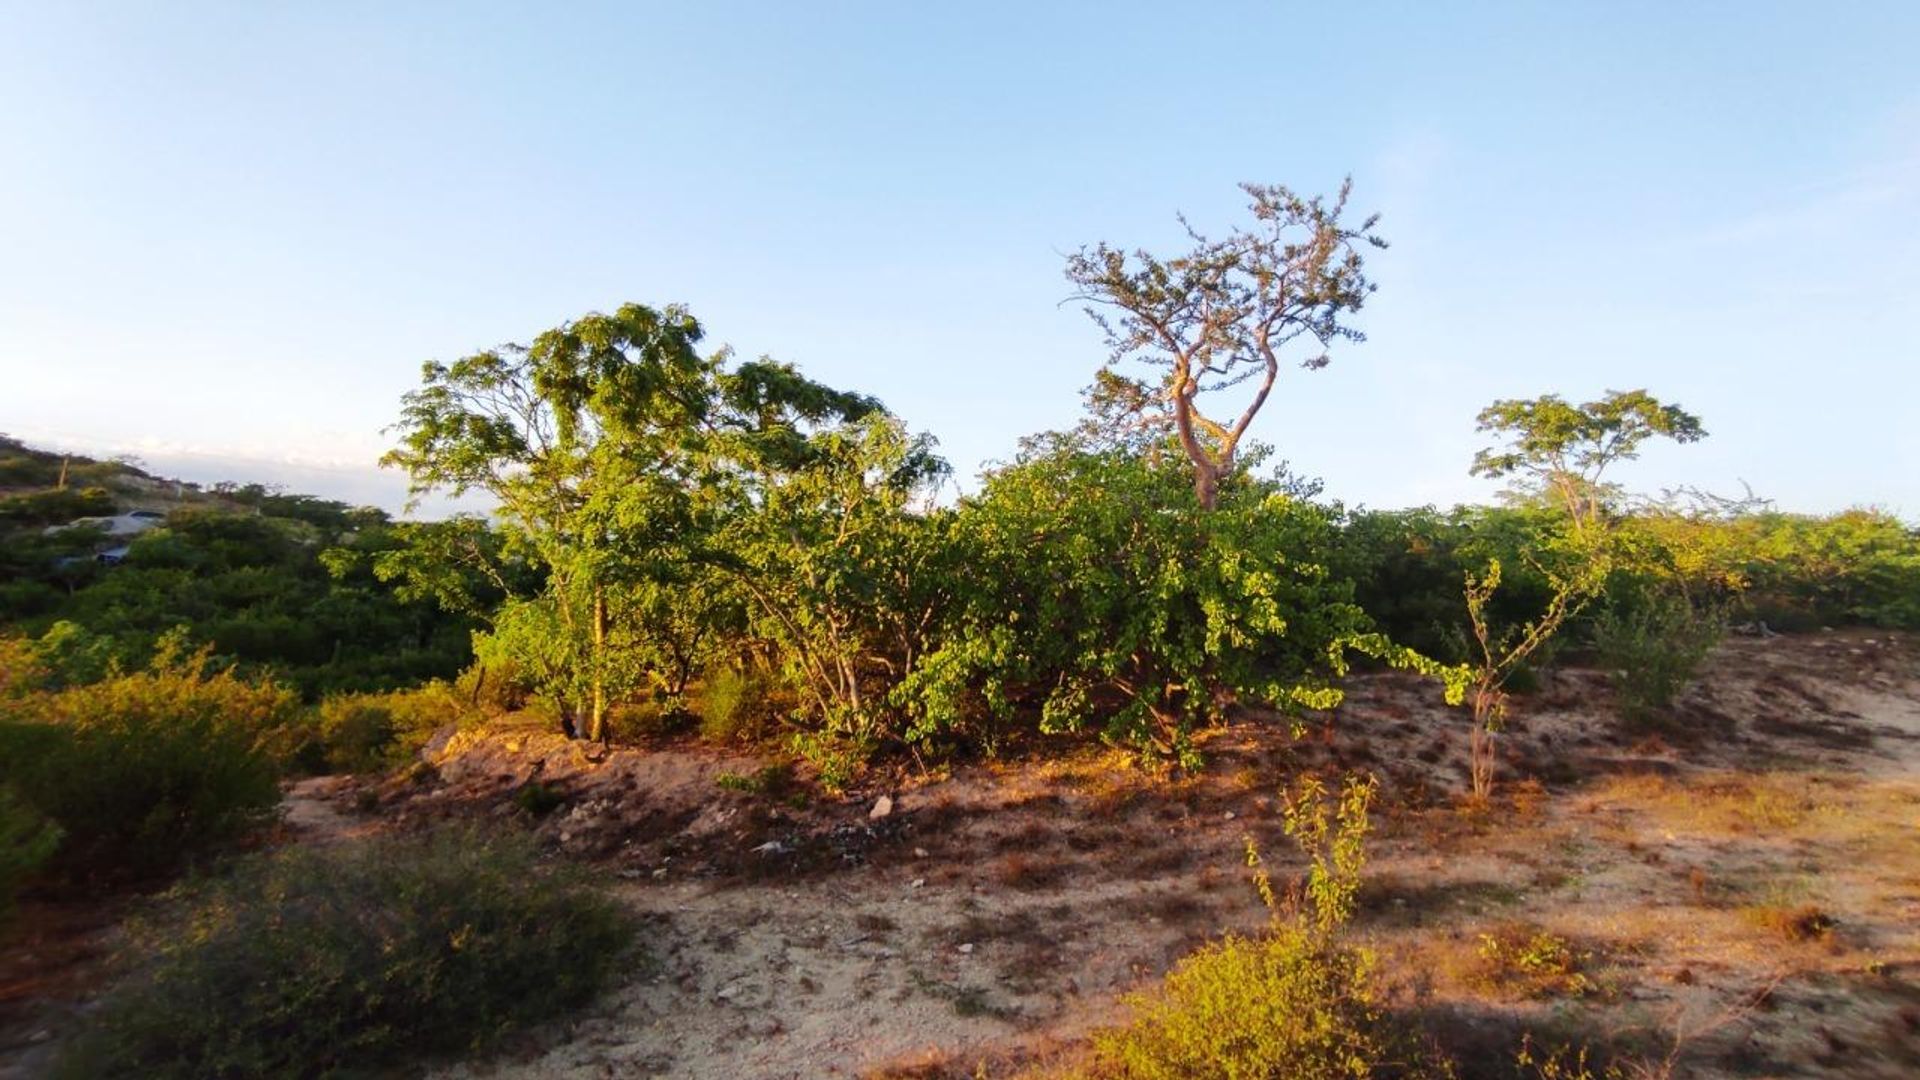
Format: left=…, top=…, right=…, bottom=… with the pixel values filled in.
left=390, top=633, right=1920, bottom=1078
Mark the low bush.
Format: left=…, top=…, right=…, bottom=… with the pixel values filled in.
left=1471, top=923, right=1595, bottom=998
left=54, top=829, right=637, bottom=1079
left=301, top=680, right=481, bottom=775
left=0, top=644, right=290, bottom=879
left=1063, top=775, right=1446, bottom=1079
left=714, top=764, right=807, bottom=809
left=1740, top=902, right=1837, bottom=943
left=311, top=696, right=399, bottom=773
left=697, top=664, right=789, bottom=744
left=512, top=780, right=567, bottom=817
left=1075, top=923, right=1428, bottom=1079
left=1592, top=591, right=1723, bottom=730
left=607, top=696, right=696, bottom=741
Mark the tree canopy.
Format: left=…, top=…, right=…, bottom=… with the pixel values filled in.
left=1471, top=389, right=1707, bottom=534
left=1064, top=180, right=1385, bottom=509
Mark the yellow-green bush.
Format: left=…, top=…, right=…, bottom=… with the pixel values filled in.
left=1064, top=775, right=1446, bottom=1079
left=696, top=664, right=789, bottom=744
left=1471, top=923, right=1594, bottom=998
left=311, top=696, right=399, bottom=773
left=0, top=634, right=45, bottom=698
left=54, top=829, right=637, bottom=1079
left=303, top=680, right=481, bottom=774
left=1080, top=924, right=1419, bottom=1080
left=0, top=644, right=291, bottom=879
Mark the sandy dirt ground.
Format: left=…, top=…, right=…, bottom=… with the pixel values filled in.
left=5, top=630, right=1918, bottom=1078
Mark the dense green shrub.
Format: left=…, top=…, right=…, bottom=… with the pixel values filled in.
left=54, top=830, right=637, bottom=1080
left=1337, top=507, right=1571, bottom=664
left=0, top=785, right=60, bottom=919
left=902, top=450, right=1448, bottom=766
left=27, top=619, right=124, bottom=689
left=1592, top=591, right=1724, bottom=729
left=715, top=411, right=954, bottom=777
left=0, top=646, right=291, bottom=879
left=1340, top=506, right=1920, bottom=663
left=1737, top=510, right=1920, bottom=630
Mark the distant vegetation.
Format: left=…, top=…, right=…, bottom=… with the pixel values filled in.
left=0, top=435, right=481, bottom=697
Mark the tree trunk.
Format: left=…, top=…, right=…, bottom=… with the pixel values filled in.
left=1469, top=684, right=1501, bottom=800
left=588, top=588, right=608, bottom=743
left=1193, top=463, right=1220, bottom=511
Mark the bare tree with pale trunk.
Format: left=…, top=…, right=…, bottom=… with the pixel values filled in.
left=1064, top=180, right=1385, bottom=509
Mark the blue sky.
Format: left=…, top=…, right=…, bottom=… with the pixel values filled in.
left=3, top=3, right=1916, bottom=517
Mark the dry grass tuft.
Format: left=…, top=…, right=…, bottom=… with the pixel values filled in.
left=1740, top=902, right=1838, bottom=943
left=1585, top=771, right=1847, bottom=838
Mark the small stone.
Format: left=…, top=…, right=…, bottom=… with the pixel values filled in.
left=909, top=877, right=926, bottom=889
left=957, top=942, right=975, bottom=954
left=1222, top=811, right=1236, bottom=820
left=870, top=795, right=894, bottom=819
left=914, top=847, right=929, bottom=858
left=651, top=867, right=668, bottom=879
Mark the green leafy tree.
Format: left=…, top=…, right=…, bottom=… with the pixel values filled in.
left=384, top=305, right=896, bottom=742
left=384, top=304, right=716, bottom=740
left=711, top=412, right=948, bottom=779
left=1471, top=390, right=1706, bottom=537
left=1064, top=180, right=1385, bottom=509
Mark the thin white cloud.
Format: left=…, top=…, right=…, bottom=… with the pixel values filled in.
left=1678, top=112, right=1920, bottom=252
